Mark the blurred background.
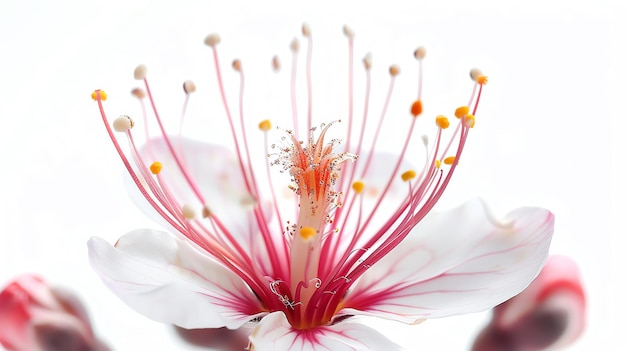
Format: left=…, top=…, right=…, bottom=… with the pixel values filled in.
left=0, top=0, right=621, bottom=349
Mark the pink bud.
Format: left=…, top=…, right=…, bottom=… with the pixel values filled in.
left=472, top=255, right=586, bottom=351
left=0, top=274, right=109, bottom=351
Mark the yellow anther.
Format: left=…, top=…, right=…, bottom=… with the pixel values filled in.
left=436, top=115, right=450, bottom=129
left=149, top=162, right=162, bottom=175
left=411, top=100, right=423, bottom=117
left=91, top=90, right=107, bottom=101
left=477, top=75, right=488, bottom=85
left=436, top=160, right=441, bottom=169
left=352, top=180, right=365, bottom=194
left=465, top=114, right=475, bottom=128
left=401, top=170, right=416, bottom=182
left=455, top=106, right=469, bottom=119
left=299, top=227, right=316, bottom=240
left=443, top=156, right=456, bottom=165
left=259, top=119, right=272, bottom=131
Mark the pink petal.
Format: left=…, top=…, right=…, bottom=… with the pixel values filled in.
left=248, top=312, right=403, bottom=351
left=472, top=255, right=586, bottom=351
left=342, top=198, right=554, bottom=323
left=88, top=229, right=265, bottom=329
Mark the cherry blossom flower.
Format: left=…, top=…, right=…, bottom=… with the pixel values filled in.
left=88, top=24, right=554, bottom=350
left=0, top=274, right=109, bottom=351
left=472, top=255, right=586, bottom=351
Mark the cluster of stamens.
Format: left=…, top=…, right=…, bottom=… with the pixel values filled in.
left=91, top=22, right=487, bottom=330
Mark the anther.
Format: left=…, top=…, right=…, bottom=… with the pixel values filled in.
left=443, top=156, right=456, bottom=165
left=401, top=170, right=417, bottom=182
left=91, top=90, right=107, bottom=101
left=465, top=114, right=475, bottom=128
left=112, top=115, right=134, bottom=132
left=436, top=115, right=450, bottom=129
left=436, top=160, right=441, bottom=169
left=411, top=100, right=423, bottom=117
left=182, top=80, right=196, bottom=94
left=182, top=204, right=196, bottom=219
left=290, top=38, right=299, bottom=53
left=149, top=162, right=162, bottom=175
left=470, top=68, right=488, bottom=84
left=363, top=53, right=372, bottom=70
left=134, top=64, right=147, bottom=80
left=232, top=59, right=242, bottom=72
left=352, top=180, right=365, bottom=194
left=259, top=119, right=272, bottom=131
left=389, top=64, right=400, bottom=76
left=204, top=33, right=221, bottom=47
left=272, top=56, right=281, bottom=72
left=299, top=227, right=316, bottom=240
left=455, top=106, right=469, bottom=118
left=414, top=46, right=427, bottom=60
left=421, top=135, right=429, bottom=146
left=131, top=88, right=145, bottom=99
left=343, top=25, right=355, bottom=39
left=202, top=206, right=212, bottom=218
left=302, top=23, right=311, bottom=37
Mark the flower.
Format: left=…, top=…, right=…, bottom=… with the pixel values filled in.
left=472, top=255, right=586, bottom=351
left=88, top=23, right=554, bottom=350
left=0, top=274, right=109, bottom=351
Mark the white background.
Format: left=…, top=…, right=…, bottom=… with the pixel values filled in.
left=0, top=0, right=622, bottom=350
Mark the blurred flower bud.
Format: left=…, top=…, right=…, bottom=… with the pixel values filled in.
left=472, top=255, right=586, bottom=351
left=0, top=274, right=109, bottom=351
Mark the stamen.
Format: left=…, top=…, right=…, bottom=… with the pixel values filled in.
left=362, top=52, right=372, bottom=70
left=181, top=204, right=196, bottom=219
left=182, top=80, right=196, bottom=94
left=259, top=119, right=272, bottom=131
left=204, top=33, right=221, bottom=47
left=436, top=115, right=450, bottom=129
left=131, top=88, right=145, bottom=99
left=272, top=56, right=281, bottom=72
left=149, top=161, right=162, bottom=175
left=290, top=38, right=299, bottom=52
left=411, top=99, right=423, bottom=117
left=91, top=90, right=107, bottom=101
left=470, top=68, right=488, bottom=85
left=232, top=59, right=242, bottom=72
left=299, top=227, right=316, bottom=240
left=301, top=23, right=311, bottom=37
left=343, top=25, right=355, bottom=39
left=389, top=64, right=401, bottom=76
left=201, top=206, right=212, bottom=218
left=401, top=170, right=417, bottom=182
left=465, top=114, right=476, bottom=128
left=443, top=156, right=456, bottom=165
left=414, top=46, right=427, bottom=60
left=351, top=181, right=365, bottom=194
left=455, top=106, right=470, bottom=118
left=134, top=64, right=147, bottom=80
left=112, top=115, right=134, bottom=132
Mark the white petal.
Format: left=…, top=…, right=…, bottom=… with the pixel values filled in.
left=248, top=312, right=403, bottom=351
left=343, top=198, right=554, bottom=323
left=88, top=229, right=265, bottom=329
left=130, top=137, right=260, bottom=249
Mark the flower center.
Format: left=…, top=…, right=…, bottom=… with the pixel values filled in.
left=272, top=122, right=356, bottom=324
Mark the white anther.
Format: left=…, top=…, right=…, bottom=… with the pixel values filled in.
left=290, top=38, right=299, bottom=52
left=470, top=68, right=483, bottom=81
left=302, top=23, right=311, bottom=37
left=421, top=134, right=429, bottom=146
left=183, top=80, right=196, bottom=94
left=113, top=115, right=133, bottom=132
left=204, top=33, right=221, bottom=47
left=343, top=25, right=355, bottom=38
left=134, top=64, right=147, bottom=80
left=182, top=204, right=196, bottom=219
